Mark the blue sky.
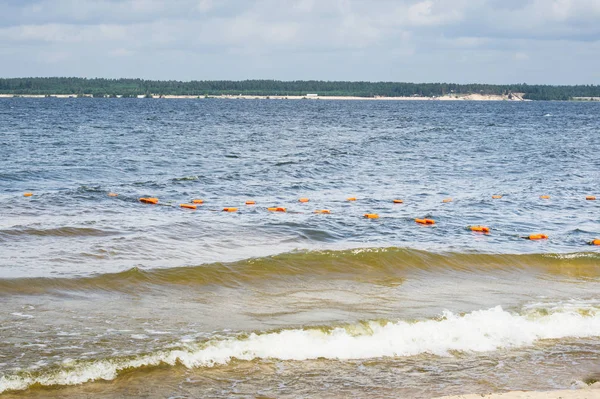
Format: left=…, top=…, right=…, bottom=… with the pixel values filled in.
left=1, top=0, right=599, bottom=84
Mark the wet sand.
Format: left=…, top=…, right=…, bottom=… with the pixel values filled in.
left=436, top=386, right=600, bottom=399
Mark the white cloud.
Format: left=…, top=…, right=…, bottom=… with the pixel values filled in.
left=293, top=0, right=315, bottom=13
left=110, top=47, right=133, bottom=56
left=406, top=0, right=464, bottom=27
left=196, top=0, right=213, bottom=12
left=514, top=51, right=529, bottom=60
left=0, top=23, right=129, bottom=44
left=0, top=0, right=599, bottom=83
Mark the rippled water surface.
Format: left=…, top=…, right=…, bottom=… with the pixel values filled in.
left=0, top=98, right=599, bottom=397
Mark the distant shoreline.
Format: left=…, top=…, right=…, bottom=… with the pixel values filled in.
left=3, top=78, right=599, bottom=100
left=3, top=93, right=599, bottom=101
left=0, top=93, right=533, bottom=101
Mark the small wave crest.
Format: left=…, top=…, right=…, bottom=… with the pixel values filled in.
left=0, top=226, right=117, bottom=239
left=2, top=304, right=600, bottom=393
left=171, top=175, right=200, bottom=182
left=1, top=248, right=599, bottom=295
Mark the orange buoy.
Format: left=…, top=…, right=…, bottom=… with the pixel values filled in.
left=180, top=204, right=197, bottom=210
left=108, top=193, right=118, bottom=197
left=586, top=196, right=596, bottom=201
left=267, top=207, right=286, bottom=212
left=393, top=199, right=404, bottom=204
left=245, top=200, right=256, bottom=205
left=415, top=218, right=435, bottom=225
left=192, top=199, right=204, bottom=204
left=23, top=192, right=33, bottom=197
left=223, top=207, right=238, bottom=212
left=492, top=195, right=502, bottom=199
left=442, top=198, right=452, bottom=203
left=140, top=197, right=158, bottom=204
left=364, top=213, right=379, bottom=219
left=347, top=197, right=357, bottom=201
left=527, top=234, right=548, bottom=240
left=540, top=195, right=550, bottom=199
left=470, top=226, right=490, bottom=233
left=299, top=198, right=309, bottom=203
left=589, top=239, right=600, bottom=246
left=314, top=209, right=331, bottom=214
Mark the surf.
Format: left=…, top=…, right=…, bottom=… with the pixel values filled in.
left=2, top=302, right=600, bottom=394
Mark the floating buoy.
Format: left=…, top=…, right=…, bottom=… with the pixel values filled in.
left=180, top=204, right=197, bottom=210
left=23, top=192, right=33, bottom=197
left=416, top=218, right=435, bottom=225
left=347, top=197, right=357, bottom=201
left=140, top=197, right=158, bottom=204
left=267, top=207, right=286, bottom=212
left=364, top=213, right=379, bottom=219
left=526, top=234, right=548, bottom=240
left=299, top=198, right=309, bottom=203
left=192, top=199, right=204, bottom=204
left=222, top=207, right=238, bottom=212
left=442, top=198, right=452, bottom=203
left=393, top=199, right=404, bottom=204
left=108, top=193, right=118, bottom=197
left=470, top=226, right=490, bottom=233
left=492, top=195, right=502, bottom=199
left=589, top=239, right=600, bottom=246
left=540, top=195, right=550, bottom=199
left=245, top=200, right=256, bottom=205
left=586, top=196, right=596, bottom=201
left=314, top=209, right=331, bottom=214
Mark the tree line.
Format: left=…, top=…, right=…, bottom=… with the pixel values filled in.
left=1, top=77, right=599, bottom=100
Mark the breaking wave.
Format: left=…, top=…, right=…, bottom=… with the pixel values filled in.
left=2, top=303, right=600, bottom=393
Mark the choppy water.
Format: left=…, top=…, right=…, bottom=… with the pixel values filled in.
left=1, top=98, right=599, bottom=398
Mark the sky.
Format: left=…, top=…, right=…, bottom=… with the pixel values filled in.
left=0, top=0, right=599, bottom=84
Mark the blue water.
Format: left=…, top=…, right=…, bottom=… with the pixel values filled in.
left=2, top=98, right=599, bottom=278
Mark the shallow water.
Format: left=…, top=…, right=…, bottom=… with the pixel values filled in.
left=1, top=98, right=599, bottom=397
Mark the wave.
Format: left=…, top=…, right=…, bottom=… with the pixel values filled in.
left=1, top=247, right=599, bottom=295
left=0, top=226, right=118, bottom=239
left=2, top=304, right=600, bottom=393
left=171, top=175, right=200, bottom=182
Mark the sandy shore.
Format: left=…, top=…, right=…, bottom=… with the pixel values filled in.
left=435, top=385, right=600, bottom=399
left=210, top=93, right=525, bottom=101
left=204, top=93, right=526, bottom=101
left=0, top=93, right=527, bottom=101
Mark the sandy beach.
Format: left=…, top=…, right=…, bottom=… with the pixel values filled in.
left=211, top=93, right=526, bottom=101
left=435, top=384, right=600, bottom=399
left=0, top=93, right=527, bottom=101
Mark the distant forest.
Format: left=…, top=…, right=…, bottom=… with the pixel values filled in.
left=1, top=77, right=600, bottom=100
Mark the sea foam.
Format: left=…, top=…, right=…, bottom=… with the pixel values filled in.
left=2, top=304, right=600, bottom=393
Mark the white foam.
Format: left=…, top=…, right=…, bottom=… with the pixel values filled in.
left=2, top=304, right=600, bottom=393
left=10, top=312, right=34, bottom=319
left=145, top=329, right=171, bottom=335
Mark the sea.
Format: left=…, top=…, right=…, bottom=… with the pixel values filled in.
left=0, top=98, right=599, bottom=398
